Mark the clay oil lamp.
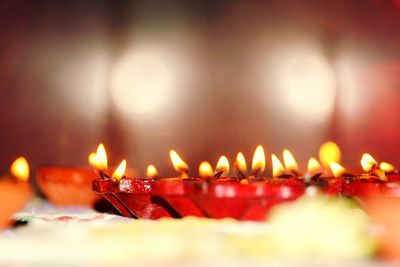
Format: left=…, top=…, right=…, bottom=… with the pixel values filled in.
left=150, top=150, right=205, bottom=218
left=0, top=157, right=32, bottom=229
left=36, top=144, right=108, bottom=207
left=93, top=145, right=170, bottom=219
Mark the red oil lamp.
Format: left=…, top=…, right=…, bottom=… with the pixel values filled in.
left=0, top=157, right=32, bottom=229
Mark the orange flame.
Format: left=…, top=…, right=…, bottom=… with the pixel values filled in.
left=169, top=149, right=189, bottom=173
left=112, top=160, right=127, bottom=181
left=10, top=157, right=29, bottom=181
left=216, top=156, right=230, bottom=174
left=199, top=161, right=213, bottom=177
left=283, top=149, right=299, bottom=172
left=329, top=162, right=346, bottom=178
left=319, top=141, right=341, bottom=168
left=380, top=162, right=395, bottom=173
left=146, top=164, right=158, bottom=177
left=271, top=154, right=285, bottom=177
left=235, top=152, right=247, bottom=173
left=307, top=157, right=322, bottom=173
left=252, top=145, right=266, bottom=172
left=361, top=153, right=378, bottom=172
left=94, top=144, right=108, bottom=171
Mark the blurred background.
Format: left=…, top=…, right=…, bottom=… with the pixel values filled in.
left=0, top=0, right=399, bottom=181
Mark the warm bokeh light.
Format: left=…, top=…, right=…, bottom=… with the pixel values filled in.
left=271, top=154, right=285, bottom=177
left=169, top=149, right=189, bottom=173
left=252, top=145, right=266, bottom=172
left=235, top=152, right=247, bottom=173
left=95, top=143, right=108, bottom=171
left=307, top=157, right=322, bottom=173
left=199, top=161, right=213, bottom=177
left=283, top=149, right=299, bottom=172
left=361, top=153, right=378, bottom=172
left=216, top=156, right=230, bottom=174
left=329, top=162, right=346, bottom=178
left=319, top=141, right=341, bottom=168
left=112, top=159, right=127, bottom=181
left=146, top=164, right=158, bottom=178
left=88, top=152, right=97, bottom=167
left=380, top=162, right=395, bottom=173
left=10, top=157, right=29, bottom=181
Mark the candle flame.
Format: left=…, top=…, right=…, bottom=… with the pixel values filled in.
left=307, top=157, right=322, bottom=173
left=329, top=162, right=346, bottom=178
left=361, top=153, right=378, bottom=172
left=216, top=156, right=230, bottom=174
left=146, top=164, right=158, bottom=177
left=380, top=162, right=395, bottom=173
left=10, top=157, right=29, bottom=181
left=283, top=149, right=299, bottom=172
left=319, top=141, right=341, bottom=168
left=271, top=154, right=285, bottom=177
left=169, top=149, right=189, bottom=173
left=95, top=144, right=108, bottom=171
left=112, top=160, right=127, bottom=181
left=199, top=161, right=213, bottom=177
left=235, top=152, right=247, bottom=173
left=88, top=152, right=97, bottom=167
left=252, top=145, right=266, bottom=172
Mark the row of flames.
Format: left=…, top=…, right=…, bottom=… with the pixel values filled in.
left=88, top=142, right=397, bottom=181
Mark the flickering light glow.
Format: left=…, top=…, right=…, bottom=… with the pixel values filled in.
left=252, top=145, right=266, bottom=172
left=95, top=144, right=108, bottom=171
left=271, top=154, right=285, bottom=177
left=307, top=157, right=322, bottom=174
left=10, top=157, right=29, bottom=181
left=329, top=162, right=346, bottom=178
left=319, top=141, right=341, bottom=168
left=283, top=149, right=299, bottom=172
left=380, top=162, right=395, bottom=173
left=169, top=149, right=189, bottom=173
left=361, top=153, right=378, bottom=172
left=216, top=156, right=230, bottom=174
left=146, top=164, right=158, bottom=178
left=88, top=152, right=97, bottom=167
left=112, top=160, right=127, bottom=181
left=199, top=161, right=213, bottom=177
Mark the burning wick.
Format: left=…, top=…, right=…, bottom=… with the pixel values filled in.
left=380, top=162, right=396, bottom=173
left=304, top=157, right=324, bottom=181
left=169, top=149, right=189, bottom=178
left=271, top=154, right=286, bottom=178
left=199, top=161, right=213, bottom=178
left=112, top=160, right=127, bottom=181
left=329, top=162, right=353, bottom=178
left=361, top=153, right=386, bottom=181
left=249, top=145, right=266, bottom=178
left=147, top=164, right=158, bottom=178
left=92, top=143, right=109, bottom=179
left=10, top=157, right=30, bottom=182
left=234, top=152, right=247, bottom=178
left=214, top=156, right=230, bottom=178
left=283, top=149, right=300, bottom=177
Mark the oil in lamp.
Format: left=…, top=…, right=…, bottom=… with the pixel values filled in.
left=0, top=157, right=32, bottom=229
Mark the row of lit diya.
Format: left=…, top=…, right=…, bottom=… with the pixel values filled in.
left=1, top=141, right=399, bottom=227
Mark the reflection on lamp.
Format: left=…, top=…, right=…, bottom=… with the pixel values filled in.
left=110, top=43, right=180, bottom=116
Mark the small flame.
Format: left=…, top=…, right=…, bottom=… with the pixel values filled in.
left=307, top=157, right=322, bottom=173
left=283, top=149, right=299, bottom=172
left=235, top=152, right=247, bottom=173
left=252, top=145, right=266, bottom=172
left=88, top=152, right=97, bottom=167
left=147, top=164, right=158, bottom=177
left=199, top=161, right=213, bottom=177
left=361, top=153, right=378, bottom=172
left=271, top=154, right=285, bottom=177
left=380, top=162, right=395, bottom=173
left=319, top=141, right=341, bottom=168
left=216, top=156, right=230, bottom=174
left=10, top=157, right=29, bottom=181
left=169, top=149, right=189, bottom=173
left=329, top=162, right=346, bottom=178
left=112, top=160, right=127, bottom=181
left=95, top=144, right=108, bottom=171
